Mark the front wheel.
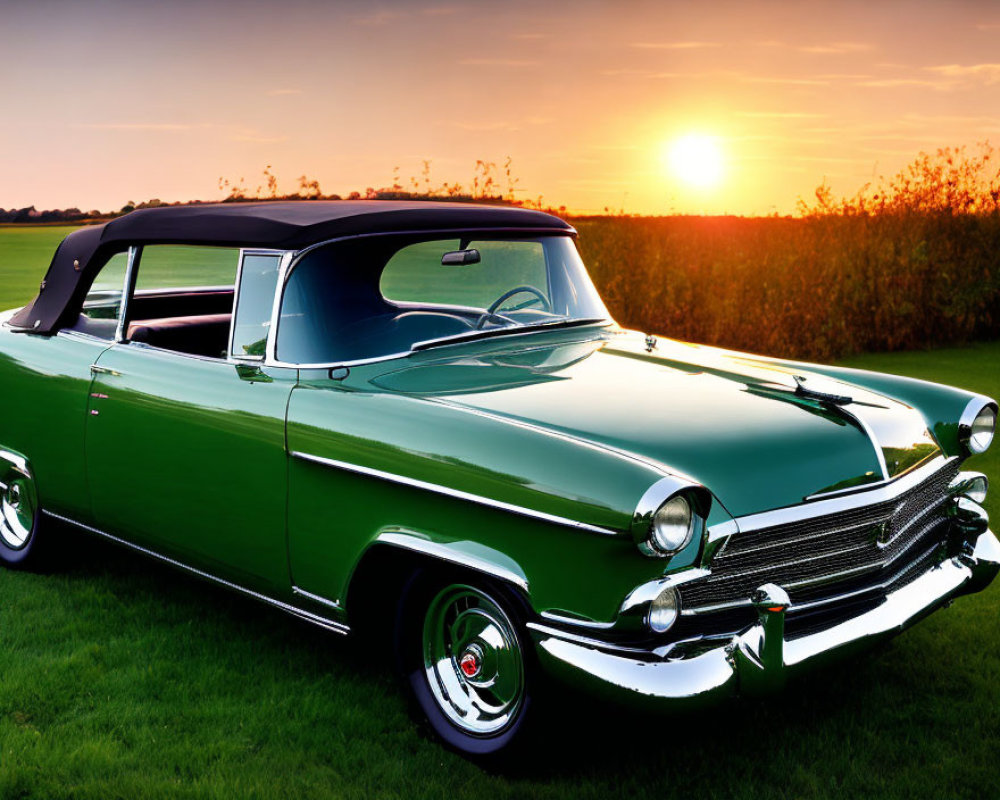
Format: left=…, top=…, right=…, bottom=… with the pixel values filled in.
left=396, top=575, right=533, bottom=756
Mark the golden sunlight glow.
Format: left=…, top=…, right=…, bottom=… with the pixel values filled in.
left=665, top=135, right=724, bottom=190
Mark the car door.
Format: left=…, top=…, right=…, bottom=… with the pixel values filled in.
left=84, top=245, right=295, bottom=594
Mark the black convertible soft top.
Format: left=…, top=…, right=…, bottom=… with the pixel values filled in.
left=9, top=201, right=574, bottom=334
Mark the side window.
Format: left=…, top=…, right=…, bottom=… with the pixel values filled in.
left=231, top=254, right=282, bottom=359
left=134, top=245, right=238, bottom=293
left=126, top=246, right=239, bottom=359
left=78, top=251, right=130, bottom=340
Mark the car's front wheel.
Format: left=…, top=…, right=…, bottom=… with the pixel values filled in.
left=396, top=573, right=533, bottom=756
left=0, top=459, right=47, bottom=569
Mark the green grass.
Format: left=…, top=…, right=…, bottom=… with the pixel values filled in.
left=1, top=227, right=999, bottom=798
left=0, top=226, right=81, bottom=311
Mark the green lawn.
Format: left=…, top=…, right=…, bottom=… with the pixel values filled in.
left=0, top=226, right=81, bottom=311
left=0, top=227, right=998, bottom=798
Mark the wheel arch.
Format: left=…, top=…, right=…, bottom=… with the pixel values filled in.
left=343, top=530, right=533, bottom=639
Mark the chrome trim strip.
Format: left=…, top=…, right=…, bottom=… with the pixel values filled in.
left=732, top=455, right=957, bottom=535
left=291, top=451, right=620, bottom=538
left=375, top=531, right=530, bottom=592
left=680, top=598, right=752, bottom=615
left=291, top=585, right=342, bottom=610
left=43, top=511, right=349, bottom=635
left=115, top=245, right=140, bottom=344
left=539, top=611, right=617, bottom=631
left=835, top=404, right=890, bottom=481
left=786, top=543, right=942, bottom=613
left=525, top=621, right=651, bottom=656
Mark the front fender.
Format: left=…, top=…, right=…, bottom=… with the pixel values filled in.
left=762, top=359, right=993, bottom=456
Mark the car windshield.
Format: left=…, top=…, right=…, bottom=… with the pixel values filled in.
left=277, top=234, right=611, bottom=364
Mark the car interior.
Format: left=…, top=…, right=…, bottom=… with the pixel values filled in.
left=69, top=287, right=236, bottom=359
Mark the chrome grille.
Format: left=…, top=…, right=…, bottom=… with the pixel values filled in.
left=681, top=460, right=960, bottom=613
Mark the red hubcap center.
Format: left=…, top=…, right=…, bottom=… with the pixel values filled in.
left=459, top=652, right=480, bottom=678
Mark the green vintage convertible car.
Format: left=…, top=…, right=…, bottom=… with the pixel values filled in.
left=0, top=202, right=996, bottom=754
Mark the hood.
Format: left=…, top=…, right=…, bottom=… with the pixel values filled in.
left=368, top=330, right=940, bottom=518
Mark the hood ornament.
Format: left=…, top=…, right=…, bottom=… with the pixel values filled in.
left=793, top=375, right=853, bottom=405
left=644, top=334, right=657, bottom=352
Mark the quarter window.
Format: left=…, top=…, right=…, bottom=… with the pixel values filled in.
left=231, top=254, right=282, bottom=359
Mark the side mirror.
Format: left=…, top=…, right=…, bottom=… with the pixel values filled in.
left=441, top=249, right=481, bottom=266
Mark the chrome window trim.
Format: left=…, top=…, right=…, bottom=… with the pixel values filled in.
left=290, top=450, right=620, bottom=538
left=120, top=339, right=231, bottom=365
left=230, top=248, right=289, bottom=363
left=265, top=227, right=594, bottom=369
left=57, top=329, right=116, bottom=345
left=131, top=284, right=236, bottom=297
left=114, top=245, right=140, bottom=343
left=42, top=510, right=349, bottom=635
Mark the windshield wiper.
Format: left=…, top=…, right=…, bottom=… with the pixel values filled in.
left=411, top=318, right=610, bottom=352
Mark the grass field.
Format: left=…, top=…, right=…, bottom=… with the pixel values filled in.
left=0, top=226, right=998, bottom=798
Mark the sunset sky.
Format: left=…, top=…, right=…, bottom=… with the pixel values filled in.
left=3, top=0, right=1000, bottom=215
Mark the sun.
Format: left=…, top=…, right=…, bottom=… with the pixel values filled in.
left=665, top=134, right=724, bottom=190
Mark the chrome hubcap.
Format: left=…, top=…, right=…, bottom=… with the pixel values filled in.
left=422, top=585, right=524, bottom=736
left=1, top=470, right=36, bottom=550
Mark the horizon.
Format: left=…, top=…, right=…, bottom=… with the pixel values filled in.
left=4, top=0, right=1000, bottom=216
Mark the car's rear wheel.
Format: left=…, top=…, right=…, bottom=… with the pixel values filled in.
left=0, top=460, right=46, bottom=568
left=396, top=573, right=533, bottom=756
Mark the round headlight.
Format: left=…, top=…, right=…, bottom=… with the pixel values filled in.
left=648, top=586, right=680, bottom=633
left=650, top=495, right=694, bottom=555
left=969, top=406, right=996, bottom=454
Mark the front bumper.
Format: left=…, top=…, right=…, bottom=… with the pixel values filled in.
left=528, top=529, right=1000, bottom=711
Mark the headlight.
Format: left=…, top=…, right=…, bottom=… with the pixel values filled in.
left=647, top=586, right=679, bottom=633
left=968, top=406, right=996, bottom=454
left=647, top=494, right=694, bottom=556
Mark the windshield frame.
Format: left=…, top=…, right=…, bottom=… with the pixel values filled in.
left=266, top=228, right=613, bottom=369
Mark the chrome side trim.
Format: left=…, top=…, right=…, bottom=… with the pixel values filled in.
left=375, top=531, right=530, bottom=592
left=291, top=451, right=620, bottom=538
left=733, top=455, right=958, bottom=535
left=43, top=511, right=349, bottom=636
left=291, top=585, right=342, bottom=610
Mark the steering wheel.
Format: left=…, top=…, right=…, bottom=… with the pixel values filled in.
left=475, top=286, right=551, bottom=330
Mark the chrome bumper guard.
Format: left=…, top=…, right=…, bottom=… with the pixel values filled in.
left=529, top=529, right=1000, bottom=710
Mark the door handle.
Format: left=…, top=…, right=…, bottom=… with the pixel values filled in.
left=90, top=364, right=122, bottom=377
